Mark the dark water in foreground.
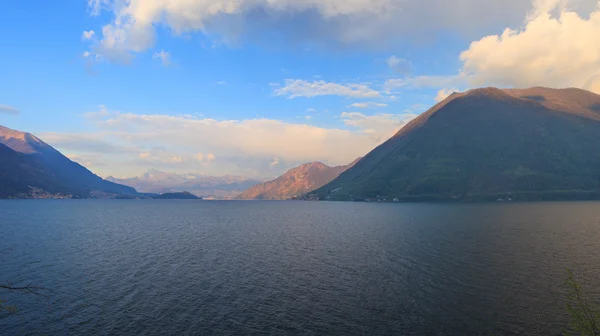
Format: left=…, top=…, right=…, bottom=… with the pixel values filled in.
left=2, top=201, right=600, bottom=335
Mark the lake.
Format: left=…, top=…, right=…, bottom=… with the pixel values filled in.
left=1, top=200, right=600, bottom=335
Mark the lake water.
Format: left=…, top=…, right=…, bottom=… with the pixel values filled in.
left=2, top=200, right=600, bottom=335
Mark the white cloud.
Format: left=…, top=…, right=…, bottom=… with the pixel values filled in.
left=41, top=132, right=136, bottom=154
left=87, top=0, right=110, bottom=16
left=86, top=0, right=591, bottom=61
left=435, top=88, right=458, bottom=102
left=387, top=56, right=412, bottom=74
left=275, top=79, right=381, bottom=99
left=270, top=158, right=280, bottom=168
left=305, top=115, right=312, bottom=120
left=341, top=112, right=417, bottom=142
left=152, top=50, right=171, bottom=66
left=216, top=81, right=227, bottom=85
left=307, top=108, right=317, bottom=113
left=66, top=154, right=98, bottom=168
left=42, top=107, right=405, bottom=177
left=82, top=30, right=95, bottom=40
left=0, top=105, right=19, bottom=115
left=460, top=1, right=600, bottom=93
left=384, top=74, right=468, bottom=92
left=348, top=102, right=389, bottom=109
left=132, top=148, right=194, bottom=166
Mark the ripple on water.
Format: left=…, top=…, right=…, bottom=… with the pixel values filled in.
left=2, top=200, right=600, bottom=335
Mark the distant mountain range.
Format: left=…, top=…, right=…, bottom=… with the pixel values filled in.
left=307, top=87, right=600, bottom=202
left=6, top=86, right=600, bottom=202
left=107, top=170, right=264, bottom=199
left=0, top=125, right=137, bottom=198
left=236, top=159, right=360, bottom=200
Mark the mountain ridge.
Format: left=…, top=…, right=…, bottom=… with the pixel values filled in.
left=107, top=170, right=263, bottom=199
left=307, top=86, right=600, bottom=202
left=0, top=125, right=138, bottom=198
left=237, top=159, right=360, bottom=200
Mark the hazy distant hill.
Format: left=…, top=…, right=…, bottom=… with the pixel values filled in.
left=0, top=125, right=137, bottom=198
left=154, top=191, right=201, bottom=200
left=237, top=159, right=360, bottom=200
left=308, top=87, right=600, bottom=202
left=107, top=169, right=263, bottom=199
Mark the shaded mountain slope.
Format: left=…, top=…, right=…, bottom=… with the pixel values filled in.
left=237, top=159, right=359, bottom=200
left=0, top=125, right=137, bottom=198
left=0, top=143, right=71, bottom=198
left=308, top=87, right=600, bottom=201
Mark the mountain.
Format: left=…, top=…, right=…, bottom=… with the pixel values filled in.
left=154, top=191, right=201, bottom=200
left=307, top=87, right=600, bottom=202
left=236, top=159, right=360, bottom=200
left=107, top=170, right=263, bottom=199
left=0, top=125, right=137, bottom=198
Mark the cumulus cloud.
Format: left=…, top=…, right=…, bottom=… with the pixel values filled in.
left=341, top=112, right=417, bottom=142
left=85, top=0, right=593, bottom=61
left=152, top=50, right=171, bottom=66
left=43, top=107, right=405, bottom=177
left=460, top=0, right=600, bottom=93
left=274, top=79, right=381, bottom=99
left=387, top=56, right=412, bottom=74
left=348, top=102, right=389, bottom=109
left=0, top=105, right=19, bottom=115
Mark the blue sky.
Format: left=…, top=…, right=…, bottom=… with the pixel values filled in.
left=1, top=0, right=599, bottom=178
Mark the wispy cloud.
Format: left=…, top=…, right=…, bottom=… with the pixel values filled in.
left=152, top=50, right=171, bottom=66
left=274, top=79, right=381, bottom=99
left=348, top=102, right=388, bottom=109
left=87, top=0, right=110, bottom=16
left=81, top=30, right=95, bottom=40
left=435, top=88, right=458, bottom=102
left=384, top=74, right=468, bottom=92
left=387, top=56, right=412, bottom=74
left=0, top=105, right=19, bottom=115
left=269, top=157, right=280, bottom=168
left=341, top=112, right=417, bottom=142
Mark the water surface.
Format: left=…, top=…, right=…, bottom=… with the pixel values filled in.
left=2, top=200, right=600, bottom=335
